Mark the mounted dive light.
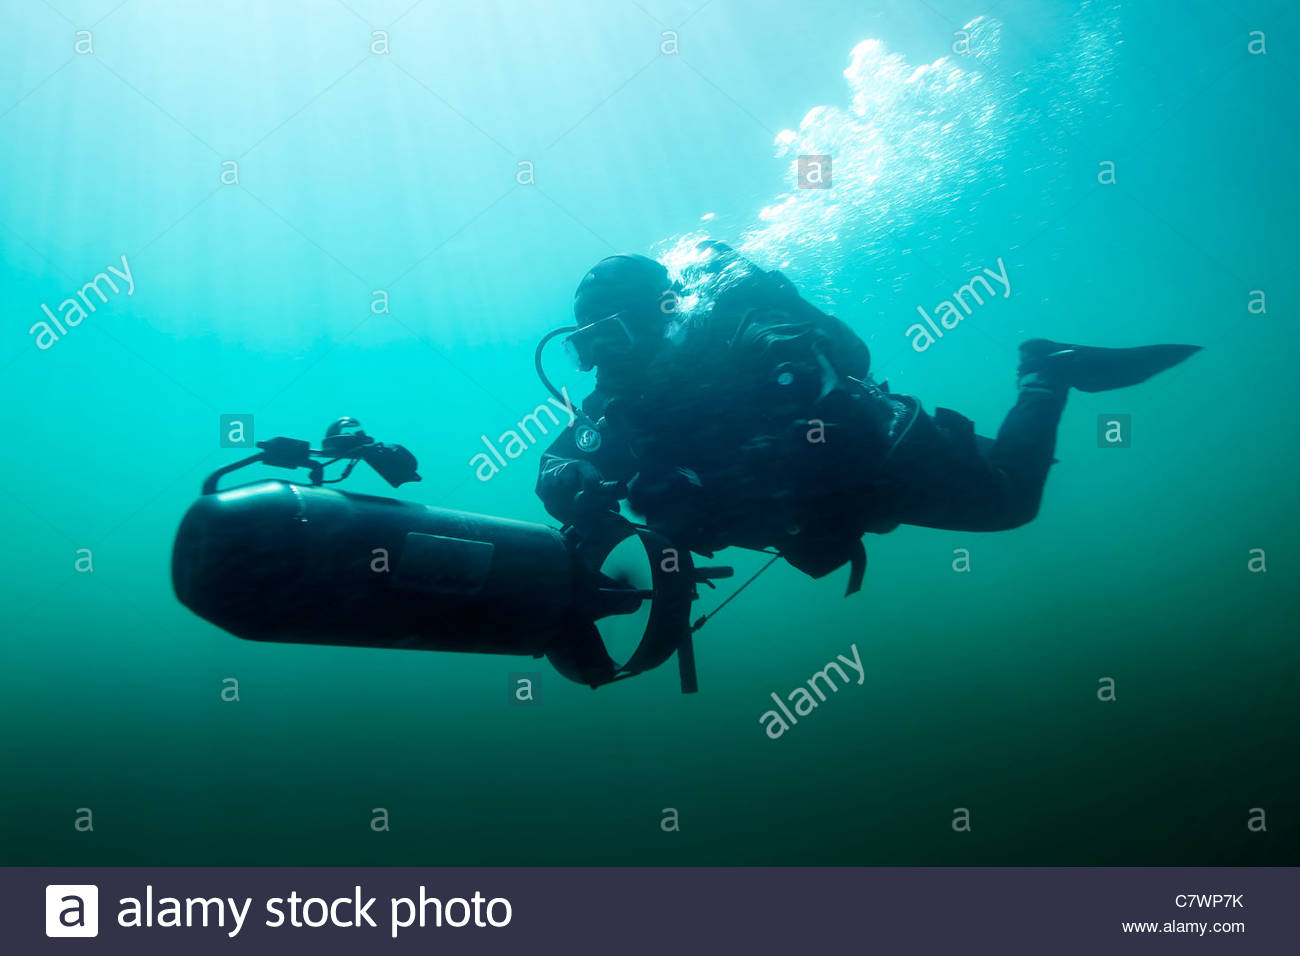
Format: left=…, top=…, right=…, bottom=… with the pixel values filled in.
left=172, top=418, right=732, bottom=692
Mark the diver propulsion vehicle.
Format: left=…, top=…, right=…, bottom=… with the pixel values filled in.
left=171, top=418, right=734, bottom=692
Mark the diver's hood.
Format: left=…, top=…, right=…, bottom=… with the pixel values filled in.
left=573, top=253, right=671, bottom=326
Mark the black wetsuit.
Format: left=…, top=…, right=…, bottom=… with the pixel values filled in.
left=537, top=251, right=1067, bottom=586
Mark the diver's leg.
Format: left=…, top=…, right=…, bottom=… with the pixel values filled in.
left=879, top=382, right=1065, bottom=534
left=977, top=375, right=1069, bottom=528
left=921, top=381, right=1066, bottom=532
left=980, top=339, right=1203, bottom=524
left=885, top=338, right=1201, bottom=532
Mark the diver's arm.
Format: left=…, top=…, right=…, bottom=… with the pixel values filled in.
left=536, top=397, right=636, bottom=528
left=537, top=442, right=611, bottom=526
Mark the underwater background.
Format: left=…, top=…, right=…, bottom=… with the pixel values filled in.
left=2, top=0, right=1296, bottom=865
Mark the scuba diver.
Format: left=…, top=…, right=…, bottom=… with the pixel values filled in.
left=172, top=242, right=1200, bottom=692
left=536, top=241, right=1201, bottom=594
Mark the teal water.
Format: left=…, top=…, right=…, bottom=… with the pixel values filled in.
left=2, top=0, right=1296, bottom=865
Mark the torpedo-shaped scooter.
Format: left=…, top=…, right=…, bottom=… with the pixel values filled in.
left=171, top=418, right=733, bottom=692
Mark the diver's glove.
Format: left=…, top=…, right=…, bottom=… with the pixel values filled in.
left=539, top=458, right=622, bottom=528
left=574, top=476, right=626, bottom=517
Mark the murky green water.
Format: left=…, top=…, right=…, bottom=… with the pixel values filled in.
left=2, top=0, right=1296, bottom=865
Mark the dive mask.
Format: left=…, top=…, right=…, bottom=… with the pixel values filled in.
left=564, top=314, right=637, bottom=371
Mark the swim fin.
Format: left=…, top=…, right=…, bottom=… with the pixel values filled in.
left=1018, top=339, right=1202, bottom=393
